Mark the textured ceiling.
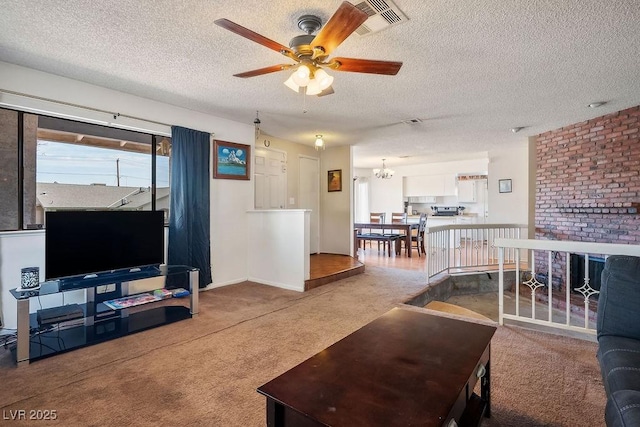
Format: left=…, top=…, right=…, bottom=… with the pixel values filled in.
left=1, top=0, right=639, bottom=168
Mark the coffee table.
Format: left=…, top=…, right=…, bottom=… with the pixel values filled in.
left=257, top=307, right=497, bottom=426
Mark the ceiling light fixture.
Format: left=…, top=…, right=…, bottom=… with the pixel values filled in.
left=588, top=101, right=606, bottom=108
left=315, top=135, right=325, bottom=151
left=284, top=64, right=334, bottom=95
left=511, top=126, right=525, bottom=133
left=373, top=159, right=394, bottom=179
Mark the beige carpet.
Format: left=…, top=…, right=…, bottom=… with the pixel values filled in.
left=0, top=266, right=605, bottom=426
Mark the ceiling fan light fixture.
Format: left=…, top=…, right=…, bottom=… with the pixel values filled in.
left=284, top=75, right=300, bottom=92
left=216, top=2, right=403, bottom=98
left=314, top=69, right=334, bottom=90
left=306, top=78, right=322, bottom=96
left=292, top=65, right=311, bottom=87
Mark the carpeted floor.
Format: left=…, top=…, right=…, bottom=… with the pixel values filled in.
left=0, top=266, right=605, bottom=426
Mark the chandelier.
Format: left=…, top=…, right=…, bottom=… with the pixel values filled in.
left=314, top=134, right=325, bottom=151
left=373, top=159, right=394, bottom=179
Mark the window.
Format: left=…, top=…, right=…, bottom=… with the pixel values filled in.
left=0, top=107, right=171, bottom=231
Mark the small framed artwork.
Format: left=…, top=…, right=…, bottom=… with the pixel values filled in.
left=499, top=179, right=512, bottom=193
left=328, top=169, right=342, bottom=192
left=213, top=140, right=250, bottom=180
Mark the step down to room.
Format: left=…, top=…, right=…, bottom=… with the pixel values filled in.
left=305, top=254, right=365, bottom=291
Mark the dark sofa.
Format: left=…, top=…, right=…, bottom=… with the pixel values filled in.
left=597, top=255, right=640, bottom=426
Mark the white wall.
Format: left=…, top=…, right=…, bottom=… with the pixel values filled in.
left=320, top=145, right=353, bottom=255
left=0, top=61, right=253, bottom=292
left=0, top=231, right=85, bottom=329
left=369, top=172, right=404, bottom=219
left=487, top=142, right=530, bottom=225
left=246, top=210, right=310, bottom=292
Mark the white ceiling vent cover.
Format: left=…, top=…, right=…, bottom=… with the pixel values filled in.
left=353, top=0, right=408, bottom=36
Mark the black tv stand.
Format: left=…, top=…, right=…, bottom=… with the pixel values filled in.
left=56, top=265, right=162, bottom=291
left=10, top=265, right=199, bottom=366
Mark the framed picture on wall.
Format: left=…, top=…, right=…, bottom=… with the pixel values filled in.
left=328, top=169, right=342, bottom=192
left=213, top=140, right=250, bottom=180
left=499, top=179, right=512, bottom=193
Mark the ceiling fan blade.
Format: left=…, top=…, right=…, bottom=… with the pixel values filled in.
left=214, top=19, right=296, bottom=60
left=317, top=86, right=335, bottom=97
left=310, top=2, right=368, bottom=58
left=233, top=64, right=293, bottom=78
left=328, top=58, right=403, bottom=75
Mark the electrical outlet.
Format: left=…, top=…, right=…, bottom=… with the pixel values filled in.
left=289, top=197, right=295, bottom=205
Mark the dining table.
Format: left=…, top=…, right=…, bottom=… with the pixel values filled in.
left=354, top=222, right=418, bottom=258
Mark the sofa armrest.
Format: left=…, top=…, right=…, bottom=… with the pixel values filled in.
left=597, top=256, right=640, bottom=341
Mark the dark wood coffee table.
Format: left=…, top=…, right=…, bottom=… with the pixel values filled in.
left=257, top=307, right=497, bottom=427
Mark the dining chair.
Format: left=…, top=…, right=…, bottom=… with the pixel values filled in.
left=370, top=212, right=385, bottom=223
left=391, top=212, right=407, bottom=224
left=356, top=212, right=385, bottom=250
left=385, top=212, right=408, bottom=251
left=411, top=213, right=428, bottom=257
left=368, top=212, right=386, bottom=249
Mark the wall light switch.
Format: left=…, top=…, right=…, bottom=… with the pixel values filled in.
left=289, top=197, right=295, bottom=205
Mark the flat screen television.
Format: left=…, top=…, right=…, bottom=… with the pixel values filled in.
left=45, top=210, right=165, bottom=281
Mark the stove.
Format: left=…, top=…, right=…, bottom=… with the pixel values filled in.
left=431, top=206, right=464, bottom=216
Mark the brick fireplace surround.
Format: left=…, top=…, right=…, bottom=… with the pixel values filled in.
left=535, top=105, right=640, bottom=286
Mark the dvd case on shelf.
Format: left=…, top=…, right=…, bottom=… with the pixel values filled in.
left=104, top=289, right=173, bottom=310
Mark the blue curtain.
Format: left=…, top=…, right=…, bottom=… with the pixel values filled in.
left=168, top=126, right=212, bottom=288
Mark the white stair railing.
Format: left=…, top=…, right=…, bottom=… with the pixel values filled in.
left=426, top=223, right=526, bottom=282
left=495, top=238, right=640, bottom=335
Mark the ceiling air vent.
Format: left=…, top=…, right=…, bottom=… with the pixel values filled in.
left=353, top=0, right=408, bottom=36
left=402, top=118, right=423, bottom=125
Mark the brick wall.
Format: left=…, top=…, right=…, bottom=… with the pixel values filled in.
left=535, top=105, right=640, bottom=286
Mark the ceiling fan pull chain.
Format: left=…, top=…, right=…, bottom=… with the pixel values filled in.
left=303, top=88, right=308, bottom=114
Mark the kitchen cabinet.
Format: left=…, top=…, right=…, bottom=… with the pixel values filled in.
left=404, top=174, right=457, bottom=197
left=443, top=174, right=456, bottom=196
left=403, top=176, right=420, bottom=197
left=458, top=180, right=477, bottom=202
left=407, top=196, right=436, bottom=204
left=423, top=175, right=445, bottom=195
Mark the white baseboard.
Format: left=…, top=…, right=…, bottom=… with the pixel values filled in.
left=202, top=277, right=248, bottom=291
left=247, top=277, right=304, bottom=292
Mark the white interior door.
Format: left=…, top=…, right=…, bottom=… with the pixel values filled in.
left=299, top=156, right=320, bottom=254
left=254, top=148, right=286, bottom=209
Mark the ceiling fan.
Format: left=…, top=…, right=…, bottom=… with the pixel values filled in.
left=214, top=1, right=403, bottom=96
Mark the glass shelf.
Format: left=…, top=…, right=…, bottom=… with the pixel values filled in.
left=10, top=265, right=199, bottom=365
left=10, top=265, right=197, bottom=298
